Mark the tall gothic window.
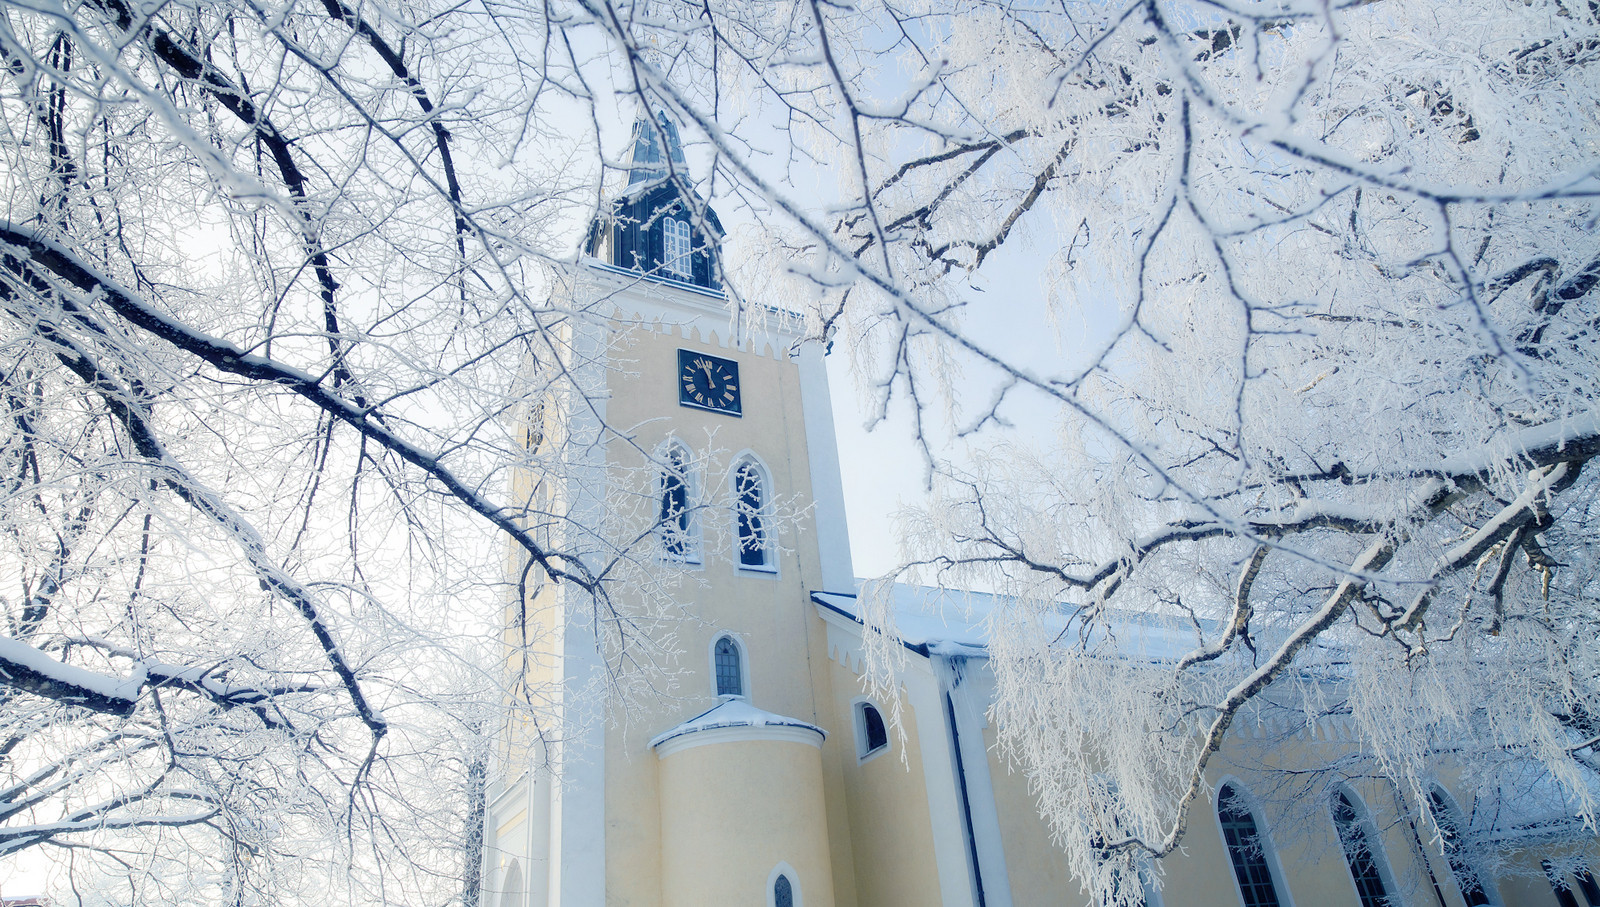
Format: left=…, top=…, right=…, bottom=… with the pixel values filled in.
left=773, top=873, right=794, bottom=907
left=663, top=217, right=691, bottom=278
left=1218, top=783, right=1282, bottom=907
left=714, top=635, right=743, bottom=697
left=1575, top=869, right=1600, bottom=905
left=734, top=460, right=769, bottom=568
left=1430, top=787, right=1491, bottom=906
left=1332, top=790, right=1391, bottom=907
left=659, top=445, right=690, bottom=558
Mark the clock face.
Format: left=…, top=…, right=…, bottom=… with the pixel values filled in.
left=678, top=349, right=742, bottom=416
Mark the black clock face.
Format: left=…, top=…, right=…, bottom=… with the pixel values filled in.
left=678, top=349, right=742, bottom=416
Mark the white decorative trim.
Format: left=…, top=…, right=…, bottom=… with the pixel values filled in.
left=795, top=343, right=855, bottom=592
left=936, top=654, right=1014, bottom=907
left=550, top=311, right=610, bottom=907
left=815, top=600, right=868, bottom=675
left=902, top=663, right=984, bottom=907
left=653, top=722, right=825, bottom=759
left=577, top=259, right=805, bottom=358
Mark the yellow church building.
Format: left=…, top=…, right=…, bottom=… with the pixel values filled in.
left=480, top=114, right=1599, bottom=907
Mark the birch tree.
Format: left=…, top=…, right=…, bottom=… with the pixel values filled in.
left=0, top=1, right=702, bottom=901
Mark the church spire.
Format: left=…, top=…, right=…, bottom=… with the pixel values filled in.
left=623, top=110, right=688, bottom=187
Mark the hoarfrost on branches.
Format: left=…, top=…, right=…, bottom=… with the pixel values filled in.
left=0, top=0, right=731, bottom=901
left=586, top=0, right=1600, bottom=900
left=2, top=0, right=1598, bottom=901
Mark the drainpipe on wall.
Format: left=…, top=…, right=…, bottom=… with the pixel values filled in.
left=933, top=650, right=1014, bottom=907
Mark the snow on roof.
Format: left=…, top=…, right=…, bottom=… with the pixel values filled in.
left=648, top=698, right=826, bottom=750
left=812, top=583, right=1213, bottom=662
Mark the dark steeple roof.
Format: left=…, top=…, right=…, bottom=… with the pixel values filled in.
left=624, top=112, right=689, bottom=188
left=586, top=110, right=724, bottom=293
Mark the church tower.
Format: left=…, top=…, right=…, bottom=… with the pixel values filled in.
left=482, top=110, right=861, bottom=907
left=480, top=111, right=1600, bottom=907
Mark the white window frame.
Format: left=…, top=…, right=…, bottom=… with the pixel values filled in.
left=729, top=453, right=776, bottom=574
left=663, top=216, right=692, bottom=278
left=852, top=697, right=890, bottom=762
left=709, top=633, right=750, bottom=700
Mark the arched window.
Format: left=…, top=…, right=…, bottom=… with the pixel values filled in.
left=855, top=700, right=889, bottom=759
left=498, top=860, right=525, bottom=907
left=733, top=459, right=770, bottom=569
left=1546, top=861, right=1581, bottom=907
left=1332, top=790, right=1392, bottom=907
left=1217, top=783, right=1282, bottom=907
left=659, top=444, right=692, bottom=559
left=713, top=635, right=744, bottom=697
left=663, top=217, right=692, bottom=278
left=1429, top=786, right=1491, bottom=906
left=773, top=873, right=795, bottom=907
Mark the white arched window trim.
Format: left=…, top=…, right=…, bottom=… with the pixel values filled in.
left=708, top=633, right=749, bottom=699
left=1212, top=777, right=1295, bottom=907
left=1427, top=783, right=1499, bottom=907
left=1329, top=785, right=1401, bottom=907
left=851, top=697, right=890, bottom=762
left=656, top=439, right=701, bottom=564
left=766, top=861, right=803, bottom=907
left=728, top=452, right=776, bottom=574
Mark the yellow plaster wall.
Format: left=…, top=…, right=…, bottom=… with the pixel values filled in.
left=808, top=618, right=861, bottom=907
left=658, top=738, right=836, bottom=907
left=828, top=659, right=944, bottom=907
left=597, top=321, right=844, bottom=904
left=979, top=730, right=1082, bottom=906
left=978, top=720, right=1446, bottom=907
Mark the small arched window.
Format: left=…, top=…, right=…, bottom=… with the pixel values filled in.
left=659, top=444, right=692, bottom=559
left=1217, top=783, right=1282, bottom=907
left=663, top=217, right=692, bottom=278
left=1332, top=790, right=1391, bottom=907
left=713, top=635, right=743, bottom=697
left=773, top=873, right=795, bottom=907
left=855, top=700, right=889, bottom=759
left=733, top=460, right=770, bottom=569
left=1429, top=787, right=1492, bottom=906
